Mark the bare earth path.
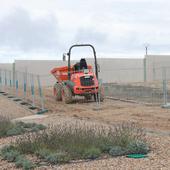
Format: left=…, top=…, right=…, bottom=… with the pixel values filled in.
left=0, top=94, right=170, bottom=169
left=43, top=88, right=170, bottom=132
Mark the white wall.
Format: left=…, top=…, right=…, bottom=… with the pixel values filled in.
left=15, top=58, right=144, bottom=86
left=0, top=63, right=12, bottom=70
left=146, top=55, right=170, bottom=81
left=2, top=55, right=170, bottom=86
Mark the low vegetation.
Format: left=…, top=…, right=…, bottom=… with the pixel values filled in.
left=0, top=121, right=150, bottom=169
left=0, top=115, right=46, bottom=138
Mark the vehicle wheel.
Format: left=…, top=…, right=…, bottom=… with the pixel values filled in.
left=61, top=85, right=72, bottom=104
left=54, top=83, right=62, bottom=101
left=85, top=94, right=92, bottom=100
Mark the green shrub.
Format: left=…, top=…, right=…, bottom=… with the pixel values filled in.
left=15, top=156, right=35, bottom=170
left=6, top=126, right=25, bottom=136
left=110, top=122, right=146, bottom=148
left=35, top=148, right=51, bottom=159
left=0, top=115, right=14, bottom=137
left=0, top=145, right=16, bottom=155
left=30, top=126, right=39, bottom=132
left=12, top=121, right=149, bottom=164
left=0, top=115, right=46, bottom=138
left=45, top=153, right=59, bottom=164
left=15, top=122, right=46, bottom=132
left=109, top=146, right=127, bottom=157
left=35, top=124, right=46, bottom=130
left=0, top=145, right=35, bottom=170
left=99, top=142, right=113, bottom=153
left=127, top=140, right=150, bottom=154
left=22, top=159, right=35, bottom=170
left=2, top=150, right=20, bottom=162
left=55, top=152, right=70, bottom=163
left=15, top=156, right=25, bottom=168
left=19, top=122, right=36, bottom=129
left=16, top=134, right=41, bottom=154
left=83, top=147, right=101, bottom=159
left=45, top=152, right=70, bottom=164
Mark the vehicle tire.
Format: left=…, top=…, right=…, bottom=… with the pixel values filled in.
left=54, top=83, right=62, bottom=101
left=61, top=85, right=72, bottom=104
left=85, top=94, right=92, bottom=100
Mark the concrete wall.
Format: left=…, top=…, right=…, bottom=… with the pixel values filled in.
left=0, top=63, right=12, bottom=70
left=97, top=58, right=143, bottom=83
left=0, top=63, right=13, bottom=86
left=1, top=55, right=170, bottom=86
left=146, top=55, right=170, bottom=81
left=15, top=59, right=144, bottom=86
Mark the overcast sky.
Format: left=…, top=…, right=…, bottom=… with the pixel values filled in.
left=0, top=0, right=170, bottom=62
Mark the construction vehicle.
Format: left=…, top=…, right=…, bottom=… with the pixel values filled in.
left=51, top=44, right=104, bottom=103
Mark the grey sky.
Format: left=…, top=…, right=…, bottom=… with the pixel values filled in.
left=0, top=0, right=170, bottom=62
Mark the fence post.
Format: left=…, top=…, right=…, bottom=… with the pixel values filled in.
left=0, top=69, right=2, bottom=92
left=37, top=75, right=45, bottom=113
left=162, top=67, right=170, bottom=108
left=9, top=71, right=12, bottom=88
left=143, top=57, right=147, bottom=82
left=23, top=72, right=27, bottom=100
left=12, top=63, right=16, bottom=87
left=4, top=70, right=7, bottom=88
left=93, top=79, right=102, bottom=110
left=15, top=71, right=19, bottom=97
left=30, top=74, right=35, bottom=107
left=163, top=68, right=167, bottom=105
left=9, top=70, right=13, bottom=95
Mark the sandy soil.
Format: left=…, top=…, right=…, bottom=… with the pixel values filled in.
left=0, top=92, right=170, bottom=169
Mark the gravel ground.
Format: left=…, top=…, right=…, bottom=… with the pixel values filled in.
left=0, top=94, right=170, bottom=170
left=0, top=130, right=169, bottom=170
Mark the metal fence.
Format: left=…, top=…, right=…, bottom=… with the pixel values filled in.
left=104, top=67, right=170, bottom=107
left=0, top=66, right=170, bottom=110
left=0, top=69, right=47, bottom=113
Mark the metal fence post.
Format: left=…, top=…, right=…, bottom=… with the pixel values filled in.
left=15, top=71, right=19, bottom=97
left=0, top=69, right=2, bottom=91
left=23, top=72, right=27, bottom=100
left=143, top=57, right=147, bottom=82
left=37, top=75, right=45, bottom=112
left=163, top=68, right=167, bottom=105
left=9, top=71, right=12, bottom=88
left=9, top=70, right=13, bottom=95
left=12, top=63, right=15, bottom=87
left=4, top=70, right=7, bottom=88
left=30, top=74, right=35, bottom=107
left=162, top=67, right=170, bottom=108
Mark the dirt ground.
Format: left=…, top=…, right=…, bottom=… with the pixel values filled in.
left=0, top=93, right=170, bottom=169
left=43, top=87, right=170, bottom=133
